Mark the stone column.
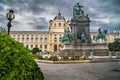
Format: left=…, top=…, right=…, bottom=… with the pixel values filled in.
left=109, top=52, right=112, bottom=58
left=90, top=51, right=94, bottom=59
left=116, top=52, right=119, bottom=58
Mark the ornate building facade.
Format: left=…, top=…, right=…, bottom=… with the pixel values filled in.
left=10, top=12, right=119, bottom=53
left=11, top=12, right=69, bottom=53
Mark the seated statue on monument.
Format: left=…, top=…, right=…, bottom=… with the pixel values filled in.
left=73, top=3, right=84, bottom=18
left=59, top=27, right=74, bottom=43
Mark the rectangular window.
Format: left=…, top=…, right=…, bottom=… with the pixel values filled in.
left=26, top=45, right=28, bottom=48
left=40, top=45, right=42, bottom=49
left=31, top=38, right=33, bottom=42
left=31, top=45, right=33, bottom=49
left=17, top=38, right=19, bottom=41
left=40, top=38, right=43, bottom=42
left=26, top=38, right=29, bottom=42
left=22, top=35, right=24, bottom=37
left=36, top=38, right=38, bottom=42
left=22, top=38, right=24, bottom=42
left=45, top=45, right=47, bottom=49
left=54, top=37, right=57, bottom=42
left=44, top=38, right=47, bottom=42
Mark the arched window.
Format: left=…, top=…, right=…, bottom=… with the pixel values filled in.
left=54, top=45, right=57, bottom=51
left=59, top=23, right=61, bottom=27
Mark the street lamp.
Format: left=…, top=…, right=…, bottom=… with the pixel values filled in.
left=6, top=10, right=15, bottom=35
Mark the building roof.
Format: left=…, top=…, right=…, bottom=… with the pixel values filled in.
left=54, top=11, right=65, bottom=21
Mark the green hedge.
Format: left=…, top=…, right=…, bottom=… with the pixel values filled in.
left=0, top=33, right=44, bottom=80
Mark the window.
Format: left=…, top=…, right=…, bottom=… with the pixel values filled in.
left=18, top=35, right=20, bottom=37
left=44, top=38, right=47, bottom=42
left=27, top=35, right=29, bottom=37
left=31, top=35, right=33, bottom=37
left=54, top=45, right=57, bottom=51
left=13, top=35, right=15, bottom=38
left=22, top=38, right=24, bottom=42
left=64, top=23, right=65, bottom=27
left=54, top=37, right=57, bottom=42
left=31, top=45, right=33, bottom=49
left=40, top=45, right=42, bottom=49
left=35, top=45, right=38, bottom=47
left=40, top=38, right=43, bottom=42
left=59, top=23, right=61, bottom=27
left=36, top=38, right=38, bottom=42
left=54, top=34, right=57, bottom=36
left=26, top=45, right=28, bottom=48
left=22, top=35, right=24, bottom=37
left=59, top=34, right=61, bottom=37
left=31, top=38, right=33, bottom=42
left=45, top=45, right=47, bottom=49
left=54, top=23, right=56, bottom=27
left=17, top=38, right=19, bottom=41
left=26, top=38, right=29, bottom=42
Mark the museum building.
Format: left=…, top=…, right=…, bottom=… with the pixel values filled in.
left=9, top=12, right=119, bottom=53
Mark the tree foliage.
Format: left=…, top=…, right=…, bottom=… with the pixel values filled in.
left=108, top=39, right=120, bottom=51
left=31, top=47, right=42, bottom=54
left=0, top=33, right=44, bottom=80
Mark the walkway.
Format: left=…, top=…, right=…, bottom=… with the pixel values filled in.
left=37, top=62, right=120, bottom=80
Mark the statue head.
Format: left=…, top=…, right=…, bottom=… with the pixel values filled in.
left=76, top=3, right=80, bottom=6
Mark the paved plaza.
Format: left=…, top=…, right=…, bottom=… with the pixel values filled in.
left=37, top=62, right=120, bottom=80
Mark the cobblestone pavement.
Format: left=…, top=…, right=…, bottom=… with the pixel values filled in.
left=37, top=62, right=120, bottom=80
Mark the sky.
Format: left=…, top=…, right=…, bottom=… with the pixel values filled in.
left=0, top=0, right=120, bottom=32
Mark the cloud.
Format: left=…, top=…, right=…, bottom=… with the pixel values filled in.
left=0, top=0, right=119, bottom=32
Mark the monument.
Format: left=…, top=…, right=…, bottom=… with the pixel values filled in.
left=59, top=3, right=109, bottom=56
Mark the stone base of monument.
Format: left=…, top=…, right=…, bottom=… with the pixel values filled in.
left=59, top=43, right=109, bottom=56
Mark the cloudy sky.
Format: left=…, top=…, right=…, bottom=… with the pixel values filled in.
left=0, top=0, right=120, bottom=32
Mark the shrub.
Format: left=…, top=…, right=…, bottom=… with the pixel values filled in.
left=31, top=47, right=42, bottom=54
left=80, top=55, right=89, bottom=60
left=63, top=56, right=69, bottom=60
left=49, top=56, right=59, bottom=61
left=32, top=54, right=43, bottom=60
left=0, top=33, right=44, bottom=80
left=71, top=56, right=80, bottom=60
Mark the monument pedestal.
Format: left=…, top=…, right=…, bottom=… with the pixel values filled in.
left=59, top=43, right=109, bottom=56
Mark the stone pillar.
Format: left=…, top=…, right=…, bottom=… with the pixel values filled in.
left=116, top=52, right=119, bottom=58
left=90, top=51, right=94, bottom=59
left=109, top=52, right=112, bottom=58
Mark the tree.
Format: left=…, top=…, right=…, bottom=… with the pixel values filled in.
left=31, top=47, right=42, bottom=54
left=0, top=33, right=44, bottom=80
left=108, top=39, right=120, bottom=52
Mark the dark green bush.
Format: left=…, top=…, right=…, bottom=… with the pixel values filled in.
left=31, top=47, right=42, bottom=54
left=0, top=33, right=44, bottom=80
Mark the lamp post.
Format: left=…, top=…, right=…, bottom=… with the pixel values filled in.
left=6, top=10, right=15, bottom=35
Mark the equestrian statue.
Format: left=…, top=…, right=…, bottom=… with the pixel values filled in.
left=93, top=28, right=107, bottom=43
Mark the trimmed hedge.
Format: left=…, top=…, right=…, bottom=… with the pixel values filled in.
left=0, top=33, right=44, bottom=80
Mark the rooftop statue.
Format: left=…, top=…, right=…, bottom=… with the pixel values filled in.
left=93, top=28, right=107, bottom=43
left=73, top=3, right=84, bottom=18
left=59, top=27, right=74, bottom=43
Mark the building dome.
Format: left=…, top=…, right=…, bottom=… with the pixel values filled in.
left=54, top=11, right=65, bottom=21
